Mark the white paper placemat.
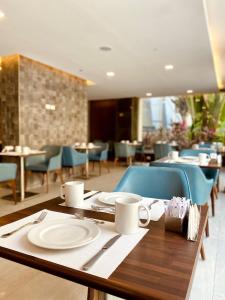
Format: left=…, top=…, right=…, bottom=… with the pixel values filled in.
left=0, top=210, right=148, bottom=279
left=60, top=192, right=166, bottom=221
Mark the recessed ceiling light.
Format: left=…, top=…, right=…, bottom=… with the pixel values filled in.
left=186, top=90, right=193, bottom=94
left=0, top=11, right=5, bottom=18
left=99, top=46, right=112, bottom=52
left=106, top=71, right=115, bottom=77
left=164, top=65, right=174, bottom=70
left=146, top=92, right=152, bottom=97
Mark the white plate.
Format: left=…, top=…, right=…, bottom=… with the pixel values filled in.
left=98, top=192, right=142, bottom=206
left=27, top=219, right=101, bottom=250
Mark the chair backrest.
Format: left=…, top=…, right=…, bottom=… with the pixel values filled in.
left=62, top=146, right=87, bottom=167
left=42, top=145, right=62, bottom=159
left=0, top=163, right=17, bottom=181
left=114, top=166, right=191, bottom=200
left=151, top=162, right=213, bottom=205
left=180, top=148, right=215, bottom=156
left=153, top=143, right=172, bottom=160
left=199, top=143, right=212, bottom=148
left=114, top=143, right=135, bottom=158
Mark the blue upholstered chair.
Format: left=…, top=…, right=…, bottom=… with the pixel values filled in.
left=151, top=161, right=215, bottom=215
left=153, top=143, right=173, bottom=160
left=26, top=145, right=63, bottom=193
left=62, top=146, right=87, bottom=176
left=114, top=166, right=191, bottom=199
left=135, top=144, right=145, bottom=161
left=114, top=143, right=136, bottom=166
left=199, top=143, right=212, bottom=148
left=0, top=163, right=17, bottom=204
left=180, top=148, right=219, bottom=200
left=88, top=143, right=110, bottom=175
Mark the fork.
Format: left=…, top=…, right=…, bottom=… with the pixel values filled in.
left=91, top=205, right=115, bottom=213
left=1, top=211, right=48, bottom=238
left=74, top=213, right=105, bottom=224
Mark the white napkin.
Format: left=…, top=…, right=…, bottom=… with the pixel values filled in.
left=0, top=210, right=148, bottom=279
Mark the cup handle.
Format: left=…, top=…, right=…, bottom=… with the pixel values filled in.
left=168, top=151, right=172, bottom=159
left=60, top=185, right=65, bottom=199
left=138, top=204, right=151, bottom=227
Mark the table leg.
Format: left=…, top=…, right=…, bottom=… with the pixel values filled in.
left=86, top=149, right=89, bottom=178
left=87, top=289, right=106, bottom=300
left=20, top=156, right=25, bottom=201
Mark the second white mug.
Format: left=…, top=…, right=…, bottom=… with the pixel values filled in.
left=115, top=197, right=151, bottom=234
left=199, top=153, right=210, bottom=165
left=60, top=181, right=84, bottom=208
left=168, top=151, right=179, bottom=160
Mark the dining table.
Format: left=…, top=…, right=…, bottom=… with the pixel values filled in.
left=75, top=145, right=101, bottom=178
left=0, top=195, right=208, bottom=300
left=0, top=150, right=46, bottom=201
left=156, top=156, right=222, bottom=169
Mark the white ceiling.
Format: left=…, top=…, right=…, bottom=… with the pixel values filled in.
left=0, top=0, right=221, bottom=99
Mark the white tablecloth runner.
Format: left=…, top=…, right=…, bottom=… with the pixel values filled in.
left=60, top=192, right=166, bottom=221
left=0, top=210, right=148, bottom=279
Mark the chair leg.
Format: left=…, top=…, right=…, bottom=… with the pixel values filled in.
left=11, top=180, right=17, bottom=204
left=114, top=158, right=118, bottom=166
left=105, top=160, right=110, bottom=173
left=210, top=188, right=215, bottom=217
left=205, top=218, right=209, bottom=237
left=46, top=172, right=49, bottom=193
left=59, top=169, right=63, bottom=184
left=200, top=243, right=206, bottom=260
left=214, top=185, right=218, bottom=199
left=99, top=161, right=101, bottom=176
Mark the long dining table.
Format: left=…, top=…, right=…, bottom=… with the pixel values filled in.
left=0, top=196, right=208, bottom=300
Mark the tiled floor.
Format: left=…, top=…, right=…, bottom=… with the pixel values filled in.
left=0, top=165, right=225, bottom=300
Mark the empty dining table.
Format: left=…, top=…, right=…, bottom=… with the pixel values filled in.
left=74, top=144, right=101, bottom=178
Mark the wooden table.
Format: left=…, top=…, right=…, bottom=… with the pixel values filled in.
left=0, top=150, right=46, bottom=201
left=75, top=146, right=101, bottom=178
left=0, top=197, right=208, bottom=300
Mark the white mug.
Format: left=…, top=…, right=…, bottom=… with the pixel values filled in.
left=60, top=181, right=84, bottom=207
left=23, top=146, right=30, bottom=154
left=199, top=153, right=210, bottom=165
left=15, top=145, right=22, bottom=153
left=192, top=144, right=199, bottom=149
left=168, top=151, right=179, bottom=160
left=210, top=153, right=217, bottom=160
left=115, top=197, right=151, bottom=234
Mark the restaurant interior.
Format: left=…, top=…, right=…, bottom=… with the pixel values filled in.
left=0, top=1, right=225, bottom=299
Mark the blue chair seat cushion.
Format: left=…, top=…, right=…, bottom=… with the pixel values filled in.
left=26, top=163, right=48, bottom=172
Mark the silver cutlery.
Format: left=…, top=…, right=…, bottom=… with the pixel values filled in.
left=81, top=234, right=121, bottom=271
left=1, top=211, right=48, bottom=238
left=74, top=213, right=105, bottom=224
left=84, top=191, right=101, bottom=200
left=148, top=200, right=158, bottom=209
left=91, top=204, right=115, bottom=213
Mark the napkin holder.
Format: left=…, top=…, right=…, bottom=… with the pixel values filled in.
left=165, top=214, right=188, bottom=234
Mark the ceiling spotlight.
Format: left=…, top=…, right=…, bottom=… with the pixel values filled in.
left=99, top=46, right=112, bottom=52
left=0, top=11, right=5, bottom=18
left=186, top=90, right=193, bottom=94
left=106, top=71, right=115, bottom=77
left=146, top=92, right=152, bottom=97
left=165, top=65, right=174, bottom=70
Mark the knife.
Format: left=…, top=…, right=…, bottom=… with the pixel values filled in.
left=84, top=191, right=101, bottom=200
left=81, top=234, right=121, bottom=271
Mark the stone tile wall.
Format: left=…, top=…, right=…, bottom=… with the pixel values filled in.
left=0, top=54, right=87, bottom=148
left=19, top=55, right=87, bottom=148
left=0, top=55, right=19, bottom=145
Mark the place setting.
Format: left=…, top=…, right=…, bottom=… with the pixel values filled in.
left=0, top=189, right=151, bottom=278
left=59, top=180, right=166, bottom=221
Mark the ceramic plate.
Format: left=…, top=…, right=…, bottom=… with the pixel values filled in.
left=98, top=192, right=142, bottom=206
left=27, top=219, right=101, bottom=250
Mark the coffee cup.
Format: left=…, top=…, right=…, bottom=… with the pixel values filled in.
left=15, top=145, right=22, bottom=153
left=60, top=181, right=84, bottom=207
left=168, top=151, right=179, bottom=160
left=23, top=146, right=30, bottom=154
left=88, top=142, right=94, bottom=148
left=199, top=153, right=210, bottom=165
left=115, top=197, right=150, bottom=234
left=192, top=144, right=199, bottom=149
left=80, top=142, right=86, bottom=147
left=210, top=153, right=217, bottom=160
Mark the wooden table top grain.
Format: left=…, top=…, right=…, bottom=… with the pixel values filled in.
left=0, top=197, right=208, bottom=300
